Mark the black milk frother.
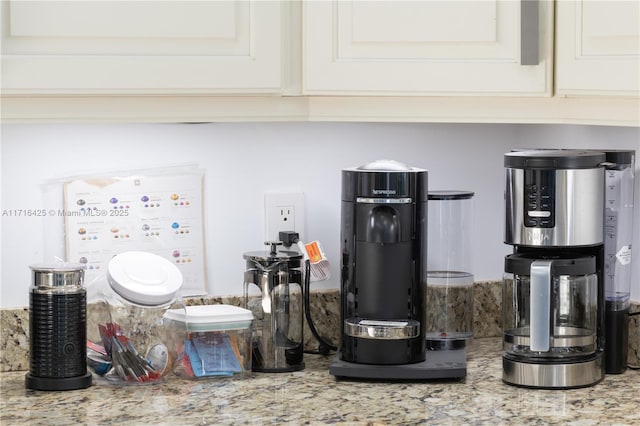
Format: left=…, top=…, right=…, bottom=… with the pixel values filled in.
left=26, top=264, right=92, bottom=391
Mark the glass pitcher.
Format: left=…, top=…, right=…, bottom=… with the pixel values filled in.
left=503, top=254, right=598, bottom=359
left=243, top=242, right=304, bottom=372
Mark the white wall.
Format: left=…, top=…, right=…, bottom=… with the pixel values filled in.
left=1, top=122, right=639, bottom=308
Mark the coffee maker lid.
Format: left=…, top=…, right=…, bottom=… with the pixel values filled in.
left=504, top=150, right=605, bottom=169
left=355, top=159, right=418, bottom=171
left=243, top=250, right=302, bottom=262
left=600, top=149, right=635, bottom=166
left=428, top=190, right=474, bottom=200
left=243, top=241, right=303, bottom=263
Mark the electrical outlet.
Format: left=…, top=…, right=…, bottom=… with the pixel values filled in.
left=265, top=192, right=304, bottom=242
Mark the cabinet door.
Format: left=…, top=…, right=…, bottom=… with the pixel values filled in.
left=1, top=1, right=283, bottom=94
left=303, top=0, right=553, bottom=96
left=556, top=1, right=640, bottom=96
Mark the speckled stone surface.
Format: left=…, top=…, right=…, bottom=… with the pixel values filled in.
left=473, top=281, right=503, bottom=338
left=630, top=308, right=640, bottom=368
left=0, top=290, right=342, bottom=373
left=0, top=308, right=29, bottom=372
left=1, top=338, right=639, bottom=425
left=2, top=283, right=639, bottom=372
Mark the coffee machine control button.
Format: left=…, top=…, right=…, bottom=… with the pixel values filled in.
left=528, top=211, right=551, bottom=218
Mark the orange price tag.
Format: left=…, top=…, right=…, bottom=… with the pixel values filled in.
left=305, top=241, right=322, bottom=263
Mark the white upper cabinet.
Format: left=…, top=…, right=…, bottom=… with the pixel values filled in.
left=303, top=0, right=554, bottom=96
left=556, top=0, right=640, bottom=96
left=1, top=0, right=637, bottom=125
left=1, top=1, right=284, bottom=94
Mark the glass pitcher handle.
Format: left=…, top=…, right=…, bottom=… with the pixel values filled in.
left=530, top=260, right=552, bottom=352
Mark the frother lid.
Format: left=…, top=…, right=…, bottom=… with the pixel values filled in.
left=107, top=251, right=183, bottom=306
left=30, top=263, right=86, bottom=273
left=30, top=263, right=86, bottom=288
left=504, top=150, right=605, bottom=169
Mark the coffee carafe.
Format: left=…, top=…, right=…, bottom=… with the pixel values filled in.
left=503, top=150, right=606, bottom=388
left=243, top=242, right=304, bottom=372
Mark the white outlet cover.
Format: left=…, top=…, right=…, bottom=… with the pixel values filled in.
left=264, top=192, right=305, bottom=242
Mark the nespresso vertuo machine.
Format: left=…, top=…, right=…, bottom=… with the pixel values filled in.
left=330, top=160, right=466, bottom=380
left=503, top=150, right=606, bottom=388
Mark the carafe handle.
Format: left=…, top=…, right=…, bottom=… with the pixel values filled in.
left=530, top=260, right=552, bottom=352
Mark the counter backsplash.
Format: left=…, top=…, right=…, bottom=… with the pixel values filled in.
left=2, top=281, right=639, bottom=372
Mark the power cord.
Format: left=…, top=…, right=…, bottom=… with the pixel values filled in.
left=279, top=231, right=337, bottom=355
left=303, top=259, right=338, bottom=355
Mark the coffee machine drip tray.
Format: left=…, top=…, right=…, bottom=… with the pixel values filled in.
left=329, top=349, right=466, bottom=381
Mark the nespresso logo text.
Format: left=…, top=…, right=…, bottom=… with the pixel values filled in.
left=373, top=189, right=396, bottom=195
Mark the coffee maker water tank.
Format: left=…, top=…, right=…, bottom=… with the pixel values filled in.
left=340, top=160, right=428, bottom=365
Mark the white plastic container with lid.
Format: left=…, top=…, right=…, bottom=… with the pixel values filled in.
left=89, top=251, right=186, bottom=384
left=165, top=305, right=253, bottom=379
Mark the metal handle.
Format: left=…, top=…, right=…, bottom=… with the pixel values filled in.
left=521, top=0, right=539, bottom=66
left=530, top=260, right=551, bottom=352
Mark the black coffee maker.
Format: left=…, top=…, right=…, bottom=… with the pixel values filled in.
left=329, top=160, right=466, bottom=380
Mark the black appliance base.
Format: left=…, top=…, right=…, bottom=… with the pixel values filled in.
left=25, top=371, right=92, bottom=391
left=329, top=349, right=466, bottom=380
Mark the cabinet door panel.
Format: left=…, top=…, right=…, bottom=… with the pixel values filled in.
left=556, top=0, right=639, bottom=96
left=304, top=0, right=553, bottom=96
left=2, top=1, right=283, bottom=94
left=9, top=2, right=237, bottom=39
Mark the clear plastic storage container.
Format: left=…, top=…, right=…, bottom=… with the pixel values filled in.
left=165, top=305, right=253, bottom=379
left=87, top=251, right=185, bottom=384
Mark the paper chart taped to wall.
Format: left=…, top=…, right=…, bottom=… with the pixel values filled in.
left=63, top=172, right=207, bottom=296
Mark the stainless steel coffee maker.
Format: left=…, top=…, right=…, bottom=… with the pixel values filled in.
left=503, top=150, right=606, bottom=388
left=243, top=242, right=304, bottom=372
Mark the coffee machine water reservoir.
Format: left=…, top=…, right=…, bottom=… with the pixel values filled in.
left=602, top=150, right=635, bottom=374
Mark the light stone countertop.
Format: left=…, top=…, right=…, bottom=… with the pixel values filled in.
left=1, top=338, right=639, bottom=425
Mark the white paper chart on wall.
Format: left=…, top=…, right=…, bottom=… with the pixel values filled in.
left=63, top=172, right=206, bottom=296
